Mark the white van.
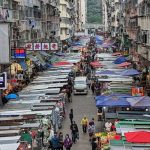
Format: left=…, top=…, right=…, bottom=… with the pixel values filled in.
left=73, top=76, right=88, bottom=94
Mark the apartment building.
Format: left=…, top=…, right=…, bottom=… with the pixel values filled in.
left=75, top=0, right=86, bottom=32
left=60, top=0, right=76, bottom=41
left=137, top=0, right=150, bottom=61
left=0, top=0, right=60, bottom=48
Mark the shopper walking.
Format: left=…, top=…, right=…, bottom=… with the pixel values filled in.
left=88, top=123, right=95, bottom=142
left=58, top=132, right=63, bottom=150
left=91, top=82, right=95, bottom=94
left=51, top=132, right=59, bottom=150
left=70, top=121, right=79, bottom=143
left=81, top=116, right=88, bottom=133
left=69, top=109, right=74, bottom=124
left=64, top=134, right=72, bottom=150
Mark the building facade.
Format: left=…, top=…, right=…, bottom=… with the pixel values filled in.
left=0, top=0, right=60, bottom=48
left=59, top=0, right=76, bottom=41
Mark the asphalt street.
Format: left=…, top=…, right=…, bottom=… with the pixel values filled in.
left=61, top=89, right=104, bottom=150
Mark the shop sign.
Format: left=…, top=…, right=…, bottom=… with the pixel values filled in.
left=0, top=72, right=7, bottom=89
left=34, top=43, right=41, bottom=51
left=50, top=43, right=58, bottom=50
left=14, top=48, right=26, bottom=58
left=42, top=43, right=50, bottom=50
left=26, top=43, right=33, bottom=50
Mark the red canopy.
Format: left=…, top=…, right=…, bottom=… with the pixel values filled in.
left=117, top=62, right=131, bottom=67
left=90, top=61, right=102, bottom=68
left=53, top=61, right=72, bottom=66
left=112, top=52, right=122, bottom=56
left=125, top=131, right=150, bottom=143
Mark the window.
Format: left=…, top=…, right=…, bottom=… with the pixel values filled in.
left=0, top=0, right=3, bottom=6
left=60, top=29, right=63, bottom=35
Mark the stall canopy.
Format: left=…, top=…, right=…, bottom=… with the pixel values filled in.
left=18, top=61, right=28, bottom=71
left=98, top=70, right=118, bottom=75
left=127, top=96, right=150, bottom=107
left=117, top=62, right=131, bottom=68
left=53, top=61, right=72, bottom=66
left=124, top=131, right=150, bottom=143
left=114, top=56, right=127, bottom=64
left=112, top=52, right=121, bottom=56
left=90, top=61, right=103, bottom=68
left=96, top=94, right=132, bottom=107
left=121, top=69, right=140, bottom=76
left=55, top=52, right=66, bottom=57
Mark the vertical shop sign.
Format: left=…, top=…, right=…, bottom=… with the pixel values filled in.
left=50, top=43, right=58, bottom=50
left=0, top=72, right=7, bottom=89
left=26, top=43, right=33, bottom=50
left=34, top=43, right=41, bottom=50
left=42, top=43, right=50, bottom=50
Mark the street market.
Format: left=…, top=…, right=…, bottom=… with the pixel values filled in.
left=0, top=33, right=150, bottom=150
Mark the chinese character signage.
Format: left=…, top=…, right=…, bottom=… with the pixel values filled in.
left=26, top=43, right=33, bottom=50
left=26, top=43, right=58, bottom=51
left=0, top=72, right=7, bottom=89
left=42, top=43, right=50, bottom=50
left=34, top=43, right=41, bottom=51
left=14, top=48, right=26, bottom=58
left=51, top=43, right=58, bottom=50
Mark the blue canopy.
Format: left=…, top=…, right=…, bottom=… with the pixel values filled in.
left=121, top=69, right=140, bottom=76
left=19, top=61, right=28, bottom=71
left=55, top=52, right=66, bottom=56
left=96, top=94, right=132, bottom=107
left=114, top=56, right=127, bottom=64
left=127, top=96, right=150, bottom=107
left=98, top=70, right=118, bottom=75
left=72, top=41, right=82, bottom=46
left=5, top=93, right=18, bottom=100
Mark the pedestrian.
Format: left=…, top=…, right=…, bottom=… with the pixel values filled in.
left=88, top=124, right=95, bottom=141
left=64, top=134, right=72, bottom=150
left=70, top=121, right=79, bottom=143
left=105, top=120, right=112, bottom=132
left=48, top=128, right=54, bottom=148
left=91, top=82, right=95, bottom=94
left=51, top=132, right=59, bottom=150
left=89, top=118, right=95, bottom=126
left=69, top=109, right=74, bottom=124
left=66, top=86, right=72, bottom=102
left=81, top=116, right=88, bottom=133
left=58, top=132, right=64, bottom=150
left=91, top=136, right=98, bottom=150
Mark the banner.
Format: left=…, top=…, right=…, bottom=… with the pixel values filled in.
left=26, top=43, right=57, bottom=50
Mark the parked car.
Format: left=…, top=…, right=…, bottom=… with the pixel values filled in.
left=73, top=76, right=88, bottom=95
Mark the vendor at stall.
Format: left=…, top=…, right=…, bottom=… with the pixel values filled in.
left=105, top=120, right=112, bottom=132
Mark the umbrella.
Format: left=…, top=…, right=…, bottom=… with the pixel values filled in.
left=127, top=96, right=150, bottom=107
left=121, top=69, right=140, bottom=76
left=117, top=62, right=131, bottom=68
left=53, top=61, right=72, bottom=66
left=125, top=131, right=150, bottom=143
left=5, top=93, right=18, bottom=100
left=96, top=94, right=132, bottom=107
left=114, top=56, right=127, bottom=64
left=98, top=70, right=118, bottom=75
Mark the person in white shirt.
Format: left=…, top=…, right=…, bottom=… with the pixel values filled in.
left=105, top=120, right=112, bottom=132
